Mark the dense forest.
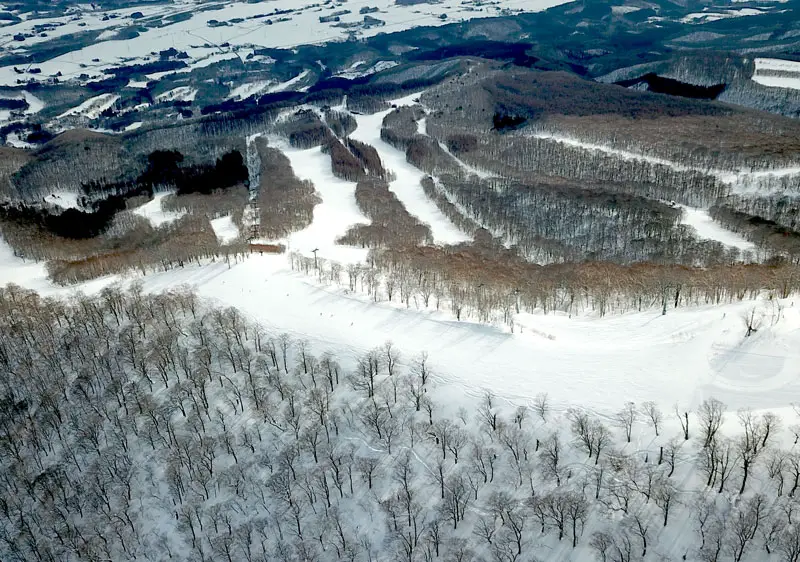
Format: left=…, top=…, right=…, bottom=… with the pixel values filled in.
left=2, top=285, right=800, bottom=562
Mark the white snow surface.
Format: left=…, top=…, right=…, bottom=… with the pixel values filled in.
left=210, top=214, right=240, bottom=244
left=755, top=58, right=800, bottom=72
left=229, top=80, right=272, bottom=100
left=131, top=192, right=186, bottom=227
left=611, top=5, right=642, bottom=14
left=270, top=138, right=369, bottom=264
left=0, top=105, right=797, bottom=416
left=2, top=88, right=799, bottom=443
left=43, top=190, right=84, bottom=210
left=752, top=57, right=800, bottom=90
left=57, top=93, right=119, bottom=119
left=349, top=106, right=471, bottom=245
left=678, top=205, right=756, bottom=251
left=681, top=7, right=765, bottom=22
left=154, top=86, right=197, bottom=103
left=531, top=132, right=800, bottom=193
left=2, top=237, right=798, bottom=415
left=267, top=70, right=310, bottom=93
left=21, top=91, right=44, bottom=114
left=0, top=0, right=571, bottom=87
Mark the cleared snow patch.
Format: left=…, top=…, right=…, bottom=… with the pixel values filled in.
left=57, top=93, right=119, bottom=119
left=335, top=60, right=367, bottom=79
left=0, top=236, right=50, bottom=292
left=532, top=132, right=800, bottom=193
left=752, top=57, right=800, bottom=90
left=229, top=80, right=272, bottom=100
left=96, top=29, right=117, bottom=41
left=611, top=5, right=641, bottom=14
left=155, top=86, right=197, bottom=103
left=268, top=70, right=310, bottom=93
left=21, top=91, right=44, bottom=114
left=210, top=215, right=240, bottom=244
left=681, top=7, right=764, bottom=22
left=677, top=205, right=756, bottom=252
left=5, top=132, right=34, bottom=149
left=44, top=191, right=84, bottom=210
left=754, top=57, right=800, bottom=73
left=132, top=192, right=186, bottom=227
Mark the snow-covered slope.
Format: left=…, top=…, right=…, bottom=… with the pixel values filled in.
left=0, top=96, right=795, bottom=420
left=349, top=109, right=471, bottom=246
left=678, top=205, right=756, bottom=251
left=57, top=93, right=119, bottom=119
left=132, top=192, right=186, bottom=227
left=271, top=137, right=371, bottom=264
left=1, top=234, right=797, bottom=416
left=210, top=214, right=240, bottom=244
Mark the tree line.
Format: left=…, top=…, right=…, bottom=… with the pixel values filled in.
left=337, top=178, right=433, bottom=249
left=292, top=245, right=798, bottom=321
left=254, top=138, right=320, bottom=240
left=709, top=202, right=800, bottom=263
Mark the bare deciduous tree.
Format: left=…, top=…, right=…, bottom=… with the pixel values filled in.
left=615, top=402, right=637, bottom=443
left=699, top=398, right=726, bottom=449
left=640, top=401, right=662, bottom=437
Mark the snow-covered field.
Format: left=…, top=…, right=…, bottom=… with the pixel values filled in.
left=268, top=70, right=311, bottom=93
left=0, top=91, right=793, bottom=416
left=752, top=57, right=800, bottom=90
left=1, top=234, right=797, bottom=417
left=271, top=136, right=371, bottom=264
left=57, top=93, right=119, bottom=119
left=210, top=214, right=240, bottom=243
left=0, top=0, right=570, bottom=87
left=229, top=80, right=272, bottom=100
left=0, top=94, right=795, bottom=422
left=677, top=205, right=756, bottom=252
left=43, top=190, right=84, bottom=210
left=131, top=192, right=186, bottom=227
left=680, top=7, right=765, bottom=23
left=154, top=86, right=197, bottom=103
left=530, top=132, right=800, bottom=196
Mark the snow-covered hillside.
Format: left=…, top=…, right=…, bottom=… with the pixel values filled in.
left=0, top=0, right=569, bottom=87
left=349, top=109, right=471, bottom=246
left=1, top=234, right=797, bottom=416
left=1, top=94, right=793, bottom=414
